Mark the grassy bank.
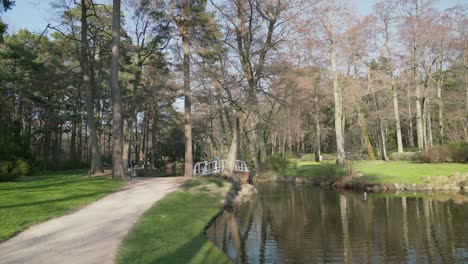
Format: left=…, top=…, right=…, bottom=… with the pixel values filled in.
left=0, top=170, right=123, bottom=241
left=117, top=178, right=232, bottom=264
left=354, top=161, right=468, bottom=184
left=280, top=160, right=468, bottom=187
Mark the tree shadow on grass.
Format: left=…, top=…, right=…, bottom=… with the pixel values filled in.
left=182, top=178, right=225, bottom=190
left=0, top=178, right=88, bottom=191
left=0, top=191, right=112, bottom=209
left=120, top=231, right=231, bottom=264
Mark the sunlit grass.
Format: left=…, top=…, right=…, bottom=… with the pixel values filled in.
left=0, top=170, right=123, bottom=241
left=356, top=161, right=468, bottom=184
left=286, top=160, right=468, bottom=185
left=117, top=178, right=231, bottom=264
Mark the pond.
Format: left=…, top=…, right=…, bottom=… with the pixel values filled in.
left=206, top=183, right=468, bottom=263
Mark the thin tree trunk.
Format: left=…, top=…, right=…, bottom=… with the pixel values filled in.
left=314, top=93, right=321, bottom=162
left=369, top=69, right=387, bottom=160
left=407, top=81, right=415, bottom=147
left=110, top=0, right=125, bottom=180
left=427, top=99, right=433, bottom=147
left=357, top=106, right=375, bottom=160
left=81, top=0, right=102, bottom=175
left=330, top=13, right=345, bottom=164
left=182, top=29, right=193, bottom=177
left=436, top=81, right=444, bottom=144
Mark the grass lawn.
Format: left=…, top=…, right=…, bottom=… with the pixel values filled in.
left=286, top=160, right=468, bottom=185
left=117, top=178, right=232, bottom=264
left=355, top=161, right=468, bottom=184
left=0, top=170, right=123, bottom=241
left=285, top=160, right=346, bottom=180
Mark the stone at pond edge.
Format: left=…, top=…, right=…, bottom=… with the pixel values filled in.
left=225, top=183, right=257, bottom=207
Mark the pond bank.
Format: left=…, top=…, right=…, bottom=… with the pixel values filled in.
left=117, top=177, right=257, bottom=264
left=256, top=161, right=468, bottom=192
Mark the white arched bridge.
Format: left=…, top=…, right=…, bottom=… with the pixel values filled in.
left=193, top=160, right=249, bottom=176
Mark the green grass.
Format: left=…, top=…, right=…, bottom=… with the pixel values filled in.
left=355, top=161, right=468, bottom=184
left=285, top=160, right=346, bottom=180
left=117, top=178, right=232, bottom=264
left=0, top=170, right=123, bottom=241
left=286, top=160, right=468, bottom=185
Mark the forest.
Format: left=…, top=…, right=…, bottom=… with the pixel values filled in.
left=0, top=0, right=467, bottom=180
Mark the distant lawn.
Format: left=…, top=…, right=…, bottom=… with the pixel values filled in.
left=117, top=178, right=231, bottom=264
left=286, top=160, right=468, bottom=185
left=0, top=170, right=123, bottom=241
left=356, top=161, right=468, bottom=184
left=286, top=160, right=346, bottom=180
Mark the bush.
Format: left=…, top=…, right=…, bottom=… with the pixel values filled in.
left=389, top=152, right=418, bottom=161
left=420, top=145, right=451, bottom=163
left=343, top=160, right=357, bottom=175
left=420, top=143, right=468, bottom=163
left=300, top=154, right=316, bottom=162
left=47, top=160, right=89, bottom=171
left=0, top=158, right=30, bottom=182
left=264, top=155, right=291, bottom=173
left=446, top=143, right=468, bottom=163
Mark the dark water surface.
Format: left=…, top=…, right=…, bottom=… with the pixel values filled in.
left=206, top=183, right=468, bottom=263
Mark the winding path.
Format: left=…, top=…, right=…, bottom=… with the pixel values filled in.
left=0, top=177, right=185, bottom=264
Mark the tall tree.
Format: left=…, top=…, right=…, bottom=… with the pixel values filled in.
left=81, top=0, right=102, bottom=175
left=170, top=0, right=209, bottom=177
left=111, top=0, right=125, bottom=179
left=171, top=0, right=193, bottom=177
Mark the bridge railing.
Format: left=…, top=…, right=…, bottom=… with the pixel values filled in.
left=193, top=159, right=248, bottom=176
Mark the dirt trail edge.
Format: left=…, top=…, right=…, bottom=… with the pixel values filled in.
left=0, top=177, right=185, bottom=264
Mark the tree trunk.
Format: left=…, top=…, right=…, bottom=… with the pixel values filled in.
left=314, top=93, right=321, bottom=162
left=331, top=39, right=345, bottom=164
left=357, top=106, right=375, bottom=160
left=182, top=31, right=193, bottom=177
left=110, top=0, right=125, bottom=180
left=391, top=79, right=404, bottom=153
left=222, top=116, right=240, bottom=178
left=369, top=69, right=387, bottom=160
left=427, top=99, right=433, bottom=147
left=81, top=0, right=102, bottom=175
left=435, top=82, right=444, bottom=144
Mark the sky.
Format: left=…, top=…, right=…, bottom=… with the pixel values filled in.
left=2, top=0, right=466, bottom=34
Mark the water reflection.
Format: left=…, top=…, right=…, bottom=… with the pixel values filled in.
left=206, top=183, right=468, bottom=263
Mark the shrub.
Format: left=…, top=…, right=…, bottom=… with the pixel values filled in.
left=47, top=160, right=89, bottom=171
left=343, top=160, right=357, bottom=175
left=0, top=158, right=30, bottom=182
left=288, top=158, right=298, bottom=169
left=446, top=143, right=468, bottom=163
left=264, top=155, right=291, bottom=173
left=300, top=154, right=316, bottom=162
left=420, top=145, right=451, bottom=163
left=389, top=152, right=418, bottom=161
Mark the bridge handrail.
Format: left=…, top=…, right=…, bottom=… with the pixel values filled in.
left=193, top=159, right=248, bottom=176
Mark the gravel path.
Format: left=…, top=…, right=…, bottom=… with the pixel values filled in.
left=0, top=177, right=185, bottom=264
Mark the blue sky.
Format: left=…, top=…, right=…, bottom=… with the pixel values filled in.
left=2, top=0, right=466, bottom=34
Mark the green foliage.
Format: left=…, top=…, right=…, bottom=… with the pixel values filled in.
left=0, top=159, right=29, bottom=181
left=285, top=161, right=346, bottom=182
left=264, top=154, right=291, bottom=173
left=117, top=178, right=231, bottom=264
left=388, top=152, right=419, bottom=161
left=0, top=170, right=122, bottom=241
left=46, top=160, right=89, bottom=171
left=343, top=160, right=357, bottom=175
left=300, top=154, right=316, bottom=162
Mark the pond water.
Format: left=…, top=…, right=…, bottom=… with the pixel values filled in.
left=206, top=183, right=468, bottom=263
